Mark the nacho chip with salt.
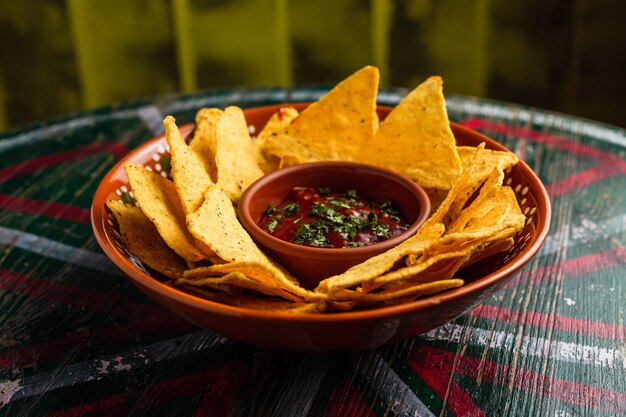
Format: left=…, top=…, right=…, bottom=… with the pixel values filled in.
left=362, top=249, right=472, bottom=294
left=177, top=271, right=302, bottom=302
left=332, top=279, right=464, bottom=305
left=106, top=199, right=187, bottom=279
left=185, top=261, right=298, bottom=286
left=255, top=106, right=299, bottom=149
left=190, top=107, right=223, bottom=181
left=315, top=222, right=445, bottom=295
left=215, top=106, right=265, bottom=203
left=125, top=162, right=205, bottom=262
left=164, top=116, right=213, bottom=215
left=259, top=66, right=379, bottom=164
left=443, top=146, right=516, bottom=220
left=457, top=146, right=519, bottom=175
left=186, top=185, right=322, bottom=300
left=448, top=178, right=525, bottom=235
left=254, top=106, right=299, bottom=173
left=363, top=76, right=462, bottom=190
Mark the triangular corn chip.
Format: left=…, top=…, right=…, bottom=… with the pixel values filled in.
left=185, top=185, right=322, bottom=300
left=215, top=106, right=265, bottom=203
left=164, top=116, right=213, bottom=215
left=315, top=222, right=445, bottom=295
left=106, top=199, right=187, bottom=279
left=260, top=66, right=379, bottom=164
left=457, top=146, right=518, bottom=172
left=190, top=107, right=223, bottom=181
left=254, top=106, right=299, bottom=173
left=363, top=76, right=462, bottom=190
left=178, top=271, right=302, bottom=302
left=125, top=162, right=205, bottom=262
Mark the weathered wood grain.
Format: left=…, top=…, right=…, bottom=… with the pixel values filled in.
left=0, top=89, right=624, bottom=417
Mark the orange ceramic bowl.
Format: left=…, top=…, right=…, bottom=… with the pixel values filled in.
left=238, top=161, right=431, bottom=289
left=91, top=103, right=551, bottom=352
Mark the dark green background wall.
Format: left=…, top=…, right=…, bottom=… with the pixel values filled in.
left=0, top=0, right=624, bottom=131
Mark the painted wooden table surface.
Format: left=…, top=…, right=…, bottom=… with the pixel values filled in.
left=0, top=87, right=625, bottom=417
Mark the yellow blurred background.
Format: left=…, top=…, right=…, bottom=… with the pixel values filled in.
left=1, top=0, right=624, bottom=131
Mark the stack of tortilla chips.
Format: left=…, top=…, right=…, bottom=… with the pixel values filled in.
left=106, top=66, right=526, bottom=313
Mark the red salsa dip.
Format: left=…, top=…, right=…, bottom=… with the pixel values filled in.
left=257, top=187, right=411, bottom=248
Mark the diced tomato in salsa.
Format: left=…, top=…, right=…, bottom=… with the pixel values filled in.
left=257, top=187, right=410, bottom=248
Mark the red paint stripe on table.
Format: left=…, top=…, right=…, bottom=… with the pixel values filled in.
left=0, top=194, right=91, bottom=223
left=42, top=362, right=249, bottom=417
left=411, top=350, right=486, bottom=417
left=0, top=269, right=165, bottom=319
left=0, top=314, right=192, bottom=371
left=324, top=378, right=377, bottom=417
left=513, top=247, right=626, bottom=288
left=481, top=247, right=626, bottom=339
left=193, top=361, right=251, bottom=416
left=0, top=142, right=129, bottom=183
left=545, top=165, right=626, bottom=197
left=408, top=346, right=626, bottom=414
left=460, top=118, right=626, bottom=169
left=469, top=304, right=626, bottom=341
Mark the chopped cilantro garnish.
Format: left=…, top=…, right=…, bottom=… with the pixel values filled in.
left=283, top=202, right=300, bottom=217
left=310, top=202, right=344, bottom=224
left=258, top=186, right=408, bottom=248
left=379, top=200, right=401, bottom=216
left=293, top=221, right=329, bottom=247
left=263, top=206, right=278, bottom=216
left=366, top=212, right=389, bottom=237
left=333, top=214, right=363, bottom=239
left=267, top=218, right=279, bottom=231
left=327, top=198, right=352, bottom=209
left=346, top=241, right=365, bottom=248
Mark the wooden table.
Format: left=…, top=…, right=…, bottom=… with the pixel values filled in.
left=1, top=87, right=625, bottom=416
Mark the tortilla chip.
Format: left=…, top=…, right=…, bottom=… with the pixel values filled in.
left=363, top=76, right=462, bottom=190
left=164, top=116, right=213, bottom=215
left=223, top=294, right=322, bottom=313
left=315, top=222, right=445, bottom=295
left=424, top=143, right=488, bottom=228
left=255, top=106, right=299, bottom=149
left=457, top=146, right=519, bottom=175
left=215, top=106, right=265, bottom=203
left=332, top=279, right=464, bottom=305
left=362, top=250, right=472, bottom=293
left=106, top=199, right=187, bottom=279
left=259, top=66, right=379, bottom=164
left=254, top=106, right=299, bottom=173
left=186, top=185, right=267, bottom=263
left=185, top=261, right=298, bottom=286
left=125, top=162, right=205, bottom=262
left=174, top=283, right=321, bottom=312
left=190, top=107, right=223, bottom=181
left=423, top=187, right=449, bottom=215
left=446, top=166, right=506, bottom=233
left=445, top=146, right=518, bottom=223
left=461, top=237, right=515, bottom=268
left=177, top=271, right=302, bottom=302
left=185, top=185, right=322, bottom=300
left=450, top=185, right=525, bottom=234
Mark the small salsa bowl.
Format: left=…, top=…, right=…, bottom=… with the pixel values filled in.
left=238, top=161, right=431, bottom=289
